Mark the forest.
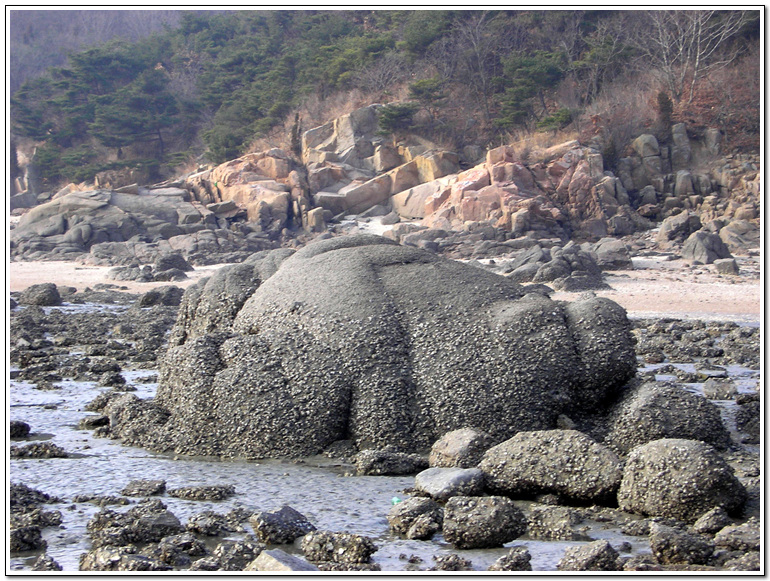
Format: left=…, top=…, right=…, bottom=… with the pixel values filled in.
left=9, top=9, right=761, bottom=190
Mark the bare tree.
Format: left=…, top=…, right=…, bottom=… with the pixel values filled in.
left=355, top=50, right=408, bottom=94
left=631, top=10, right=754, bottom=103
left=452, top=11, right=503, bottom=123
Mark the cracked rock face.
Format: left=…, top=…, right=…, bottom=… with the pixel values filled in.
left=119, top=235, right=635, bottom=459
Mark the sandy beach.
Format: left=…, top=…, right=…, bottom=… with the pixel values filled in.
left=8, top=254, right=762, bottom=323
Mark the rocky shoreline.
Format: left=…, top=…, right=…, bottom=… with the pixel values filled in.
left=8, top=239, right=761, bottom=571
left=8, top=104, right=761, bottom=572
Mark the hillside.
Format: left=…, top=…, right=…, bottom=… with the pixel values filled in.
left=9, top=9, right=761, bottom=194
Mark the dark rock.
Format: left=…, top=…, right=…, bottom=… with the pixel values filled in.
left=722, top=552, right=761, bottom=571
left=557, top=540, right=621, bottom=571
left=79, top=415, right=110, bottom=430
left=592, top=238, right=632, bottom=270
left=622, top=554, right=664, bottom=571
left=148, top=532, right=207, bottom=567
left=314, top=562, right=382, bottom=571
left=31, top=555, right=63, bottom=571
left=211, top=538, right=265, bottom=571
left=120, top=479, right=166, bottom=497
left=10, top=483, right=61, bottom=511
left=682, top=231, right=732, bottom=264
left=10, top=420, right=31, bottom=438
left=9, top=525, right=46, bottom=553
left=152, top=268, right=188, bottom=282
left=507, top=262, right=541, bottom=283
left=79, top=546, right=173, bottom=571
left=442, top=495, right=527, bottom=549
left=301, top=531, right=377, bottom=564
left=479, top=430, right=623, bottom=503
left=10, top=442, right=68, bottom=458
left=354, top=449, right=428, bottom=476
left=604, top=382, right=732, bottom=454
left=73, top=494, right=130, bottom=507
left=167, top=485, right=235, bottom=501
left=487, top=545, right=532, bottom=571
left=692, top=507, right=733, bottom=535
left=10, top=507, right=63, bottom=529
left=387, top=497, right=443, bottom=540
left=428, top=427, right=493, bottom=468
left=657, top=211, right=701, bottom=243
left=154, top=253, right=193, bottom=273
left=714, top=518, right=760, bottom=552
left=248, top=505, right=316, bottom=544
left=99, top=370, right=126, bottom=387
left=650, top=522, right=714, bottom=565
left=550, top=272, right=610, bottom=291
left=18, top=283, right=62, bottom=306
left=735, top=398, right=760, bottom=444
left=617, top=439, right=747, bottom=523
left=108, top=266, right=153, bottom=282
left=86, top=499, right=184, bottom=548
left=429, top=554, right=473, bottom=571
left=186, top=510, right=241, bottom=536
left=137, top=285, right=184, bottom=307
left=527, top=505, right=584, bottom=540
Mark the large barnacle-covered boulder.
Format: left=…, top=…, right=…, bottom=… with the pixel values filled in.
left=120, top=234, right=635, bottom=458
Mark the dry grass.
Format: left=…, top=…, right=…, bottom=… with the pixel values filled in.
left=504, top=128, right=581, bottom=164
left=245, top=83, right=413, bottom=159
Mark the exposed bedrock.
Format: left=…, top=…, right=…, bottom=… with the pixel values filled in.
left=124, top=234, right=635, bottom=458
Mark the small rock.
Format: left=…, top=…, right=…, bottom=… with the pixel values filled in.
left=248, top=505, right=316, bottom=544
left=714, top=518, right=761, bottom=552
left=9, top=525, right=46, bottom=553
left=31, top=555, right=62, bottom=571
left=527, top=505, right=584, bottom=540
left=120, top=480, right=166, bottom=497
left=19, top=283, right=61, bottom=306
left=713, top=258, right=739, bottom=275
left=429, top=554, right=473, bottom=571
left=212, top=539, right=265, bottom=571
left=557, top=540, right=620, bottom=571
left=10, top=442, right=68, bottom=458
left=442, top=496, right=527, bottom=549
left=354, top=449, right=428, bottom=476
left=387, top=496, right=443, bottom=540
left=649, top=522, right=714, bottom=565
left=301, top=531, right=377, bottom=564
left=428, top=427, right=493, bottom=468
left=487, top=545, right=532, bottom=571
left=692, top=507, right=733, bottom=535
left=414, top=467, right=485, bottom=501
left=186, top=510, right=240, bottom=536
left=9, top=420, right=31, bottom=438
left=701, top=378, right=737, bottom=400
left=246, top=548, right=320, bottom=571
left=167, top=485, right=235, bottom=501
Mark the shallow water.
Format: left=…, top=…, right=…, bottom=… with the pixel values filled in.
left=9, top=368, right=653, bottom=572
left=9, top=303, right=758, bottom=572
